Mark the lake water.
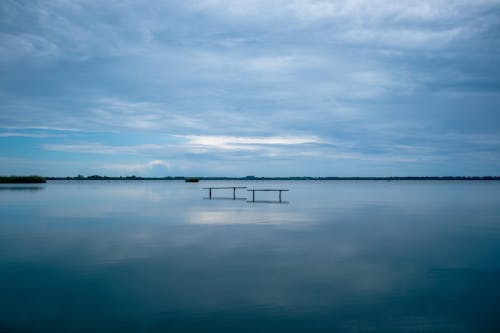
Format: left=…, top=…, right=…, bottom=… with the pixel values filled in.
left=1, top=180, right=500, bottom=332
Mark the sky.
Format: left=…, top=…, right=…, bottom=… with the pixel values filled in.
left=1, top=0, right=500, bottom=177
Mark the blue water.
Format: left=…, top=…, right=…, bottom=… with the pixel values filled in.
left=1, top=180, right=500, bottom=332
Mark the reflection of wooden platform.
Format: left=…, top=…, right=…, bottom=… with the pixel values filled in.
left=203, top=197, right=247, bottom=201
left=203, top=187, right=247, bottom=200
left=247, top=189, right=289, bottom=203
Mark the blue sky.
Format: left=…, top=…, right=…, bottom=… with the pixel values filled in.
left=1, top=0, right=500, bottom=177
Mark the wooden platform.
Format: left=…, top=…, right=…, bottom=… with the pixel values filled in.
left=203, top=186, right=247, bottom=199
left=247, top=189, right=289, bottom=203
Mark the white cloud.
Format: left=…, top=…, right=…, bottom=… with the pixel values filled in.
left=41, top=143, right=167, bottom=155
left=102, top=159, right=171, bottom=172
left=1, top=126, right=91, bottom=132
left=41, top=135, right=323, bottom=156
left=181, top=135, right=323, bottom=151
left=0, top=132, right=58, bottom=138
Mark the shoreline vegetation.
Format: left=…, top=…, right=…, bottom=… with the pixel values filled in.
left=2, top=175, right=500, bottom=183
left=43, top=175, right=500, bottom=181
left=0, top=176, right=46, bottom=184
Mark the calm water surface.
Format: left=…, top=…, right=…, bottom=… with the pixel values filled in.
left=1, top=180, right=500, bottom=332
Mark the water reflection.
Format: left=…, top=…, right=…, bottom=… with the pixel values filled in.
left=203, top=197, right=247, bottom=200
left=0, top=185, right=44, bottom=191
left=0, top=181, right=499, bottom=332
left=247, top=200, right=289, bottom=204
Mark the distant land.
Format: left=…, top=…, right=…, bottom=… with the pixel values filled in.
left=2, top=175, right=500, bottom=184
left=45, top=175, right=500, bottom=181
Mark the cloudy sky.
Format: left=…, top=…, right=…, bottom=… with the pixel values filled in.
left=1, top=0, right=500, bottom=177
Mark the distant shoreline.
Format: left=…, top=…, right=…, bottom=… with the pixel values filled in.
left=3, top=175, right=500, bottom=184
left=44, top=176, right=500, bottom=181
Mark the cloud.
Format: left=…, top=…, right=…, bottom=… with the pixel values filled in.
left=0, top=33, right=59, bottom=62
left=2, top=1, right=500, bottom=176
left=101, top=160, right=171, bottom=173
left=0, top=132, right=58, bottom=138
left=182, top=135, right=323, bottom=150
left=190, top=0, right=499, bottom=48
left=188, top=51, right=322, bottom=84
left=40, top=143, right=167, bottom=155
left=340, top=27, right=467, bottom=48
left=192, top=0, right=499, bottom=24
left=41, top=135, right=324, bottom=157
left=89, top=98, right=167, bottom=131
left=1, top=126, right=92, bottom=133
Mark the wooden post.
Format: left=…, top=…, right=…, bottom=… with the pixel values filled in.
left=209, top=188, right=212, bottom=199
left=279, top=190, right=282, bottom=203
left=233, top=187, right=236, bottom=200
left=252, top=190, right=255, bottom=202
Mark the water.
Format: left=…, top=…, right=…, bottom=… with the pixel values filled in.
left=1, top=180, right=500, bottom=332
